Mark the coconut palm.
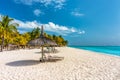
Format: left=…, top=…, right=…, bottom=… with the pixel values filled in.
left=30, top=27, right=40, bottom=40
left=0, top=15, right=18, bottom=51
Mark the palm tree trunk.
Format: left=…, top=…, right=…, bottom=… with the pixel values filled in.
left=6, top=29, right=8, bottom=50
left=0, top=45, right=2, bottom=52
left=1, top=35, right=4, bottom=52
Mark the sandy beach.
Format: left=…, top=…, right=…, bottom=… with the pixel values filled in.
left=0, top=47, right=120, bottom=80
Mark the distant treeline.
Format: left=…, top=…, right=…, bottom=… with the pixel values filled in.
left=0, top=15, right=68, bottom=51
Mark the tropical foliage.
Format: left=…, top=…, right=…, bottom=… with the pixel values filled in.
left=0, top=15, right=68, bottom=51
left=0, top=15, right=18, bottom=51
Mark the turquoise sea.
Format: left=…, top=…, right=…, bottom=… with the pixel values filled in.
left=69, top=46, right=120, bottom=56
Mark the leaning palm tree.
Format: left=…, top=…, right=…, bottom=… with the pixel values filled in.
left=0, top=15, right=18, bottom=51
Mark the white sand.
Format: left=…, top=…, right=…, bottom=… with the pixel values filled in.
left=0, top=47, right=120, bottom=80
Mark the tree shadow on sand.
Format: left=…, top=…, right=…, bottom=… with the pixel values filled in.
left=6, top=56, right=64, bottom=67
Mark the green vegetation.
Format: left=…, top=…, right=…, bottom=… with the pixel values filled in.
left=0, top=15, right=18, bottom=51
left=0, top=15, right=68, bottom=51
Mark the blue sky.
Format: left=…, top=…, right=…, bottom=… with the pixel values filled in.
left=0, top=0, right=120, bottom=46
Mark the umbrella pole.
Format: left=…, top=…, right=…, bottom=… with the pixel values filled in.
left=41, top=46, right=44, bottom=61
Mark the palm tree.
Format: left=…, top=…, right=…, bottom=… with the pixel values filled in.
left=30, top=27, right=40, bottom=40
left=52, top=34, right=56, bottom=40
left=0, top=15, right=18, bottom=51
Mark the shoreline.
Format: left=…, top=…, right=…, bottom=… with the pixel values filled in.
left=69, top=46, right=120, bottom=58
left=0, top=47, right=120, bottom=80
left=68, top=47, right=120, bottom=58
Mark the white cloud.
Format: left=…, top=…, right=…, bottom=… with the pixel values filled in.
left=33, top=9, right=43, bottom=16
left=14, top=0, right=66, bottom=9
left=71, top=8, right=84, bottom=17
left=14, top=19, right=85, bottom=35
left=0, top=14, right=2, bottom=20
left=0, top=14, right=85, bottom=35
left=14, top=0, right=33, bottom=5
left=44, top=22, right=75, bottom=34
left=78, top=30, right=85, bottom=34
left=14, top=19, right=39, bottom=29
left=71, top=12, right=84, bottom=17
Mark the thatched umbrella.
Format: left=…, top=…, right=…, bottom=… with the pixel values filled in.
left=28, top=25, right=57, bottom=61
